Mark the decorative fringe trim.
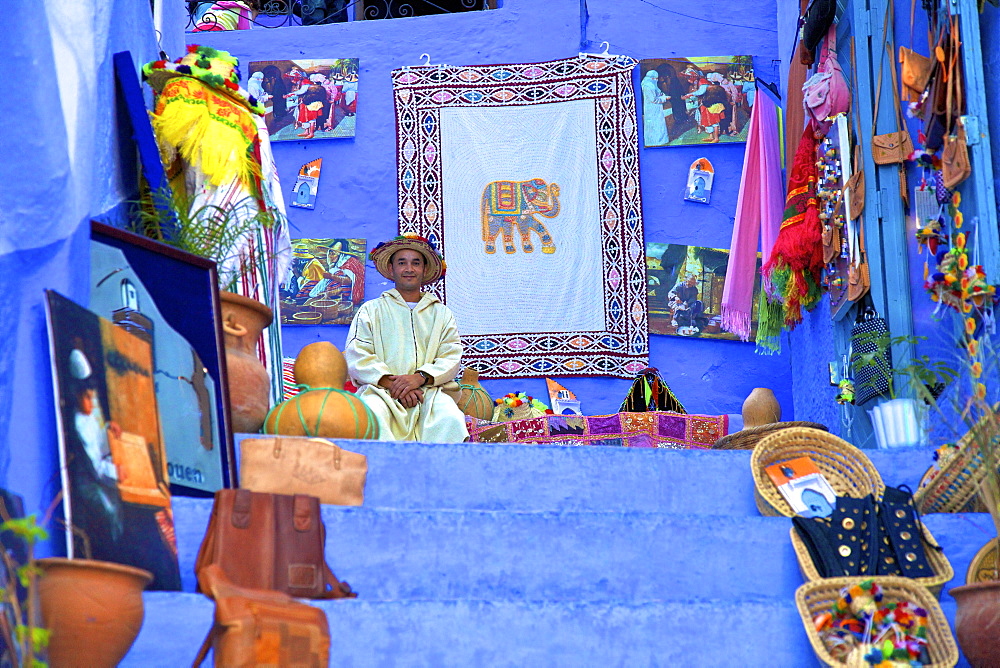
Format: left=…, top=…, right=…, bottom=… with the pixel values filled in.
left=754, top=290, right=783, bottom=355
left=151, top=78, right=260, bottom=188
left=720, top=305, right=753, bottom=342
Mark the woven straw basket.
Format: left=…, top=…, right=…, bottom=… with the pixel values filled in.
left=751, top=428, right=884, bottom=517
left=712, top=420, right=828, bottom=450
left=794, top=576, right=959, bottom=667
left=789, top=526, right=954, bottom=598
left=913, top=411, right=999, bottom=514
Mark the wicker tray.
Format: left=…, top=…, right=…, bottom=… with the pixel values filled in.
left=913, top=412, right=1000, bottom=514
left=751, top=427, right=884, bottom=517
left=795, top=576, right=959, bottom=667
left=712, top=421, right=828, bottom=450
left=789, top=525, right=954, bottom=598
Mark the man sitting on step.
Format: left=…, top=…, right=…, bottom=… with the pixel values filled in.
left=344, top=235, right=468, bottom=443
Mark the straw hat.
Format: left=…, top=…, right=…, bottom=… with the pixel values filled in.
left=142, top=45, right=264, bottom=114
left=369, top=235, right=446, bottom=285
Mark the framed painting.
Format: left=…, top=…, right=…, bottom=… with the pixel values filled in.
left=249, top=58, right=359, bottom=141
left=639, top=56, right=755, bottom=147
left=90, top=222, right=235, bottom=492
left=280, top=238, right=366, bottom=325
left=646, top=243, right=762, bottom=340
left=45, top=291, right=182, bottom=590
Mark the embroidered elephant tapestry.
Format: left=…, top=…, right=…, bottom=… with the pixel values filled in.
left=481, top=179, right=560, bottom=254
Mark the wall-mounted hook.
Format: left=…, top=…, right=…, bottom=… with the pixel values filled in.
left=419, top=53, right=432, bottom=66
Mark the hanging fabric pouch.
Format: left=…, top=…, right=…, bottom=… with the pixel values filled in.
left=850, top=306, right=893, bottom=405
left=898, top=46, right=932, bottom=102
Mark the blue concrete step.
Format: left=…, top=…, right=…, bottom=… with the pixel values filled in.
left=124, top=593, right=818, bottom=668
left=231, top=437, right=937, bottom=514
left=172, top=497, right=804, bottom=600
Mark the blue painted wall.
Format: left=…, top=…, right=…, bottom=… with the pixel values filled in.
left=0, top=1, right=160, bottom=535
left=197, top=0, right=794, bottom=418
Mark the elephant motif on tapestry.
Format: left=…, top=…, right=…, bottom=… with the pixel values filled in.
left=480, top=179, right=560, bottom=254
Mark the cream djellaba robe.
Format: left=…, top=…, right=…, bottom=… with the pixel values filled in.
left=344, top=289, right=469, bottom=442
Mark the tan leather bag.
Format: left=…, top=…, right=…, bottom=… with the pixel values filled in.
left=871, top=4, right=914, bottom=165
left=899, top=46, right=932, bottom=102
left=195, top=489, right=356, bottom=599
left=194, top=564, right=331, bottom=668
left=845, top=144, right=865, bottom=220
left=942, top=119, right=971, bottom=189
left=240, top=437, right=367, bottom=507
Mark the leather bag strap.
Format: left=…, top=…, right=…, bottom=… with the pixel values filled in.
left=872, top=0, right=906, bottom=133
left=192, top=625, right=217, bottom=667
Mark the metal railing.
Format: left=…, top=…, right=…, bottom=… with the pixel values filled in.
left=186, top=0, right=495, bottom=31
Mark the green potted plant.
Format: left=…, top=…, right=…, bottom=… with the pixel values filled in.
left=851, top=331, right=957, bottom=448
left=0, top=493, right=153, bottom=668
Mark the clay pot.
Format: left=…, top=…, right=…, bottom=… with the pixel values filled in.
left=292, top=311, right=323, bottom=325
left=742, top=387, right=781, bottom=428
left=951, top=579, right=1000, bottom=667
left=37, top=558, right=153, bottom=668
left=455, top=368, right=494, bottom=421
left=220, top=291, right=273, bottom=433
left=263, top=342, right=378, bottom=439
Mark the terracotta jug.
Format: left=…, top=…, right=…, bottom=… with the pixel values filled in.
left=263, top=342, right=379, bottom=439
left=37, top=558, right=153, bottom=668
left=455, top=368, right=494, bottom=421
left=220, top=291, right=273, bottom=433
left=950, top=579, right=1000, bottom=667
left=742, top=387, right=781, bottom=428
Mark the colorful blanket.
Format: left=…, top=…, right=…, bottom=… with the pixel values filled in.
left=466, top=412, right=728, bottom=449
left=392, top=56, right=649, bottom=379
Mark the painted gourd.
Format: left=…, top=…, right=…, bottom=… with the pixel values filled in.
left=455, top=368, right=494, bottom=421
left=263, top=342, right=379, bottom=439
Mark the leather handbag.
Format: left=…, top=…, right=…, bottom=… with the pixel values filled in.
left=845, top=144, right=865, bottom=220
left=871, top=3, right=914, bottom=165
left=942, top=118, right=971, bottom=189
left=898, top=46, right=932, bottom=102
left=240, top=437, right=368, bottom=507
left=195, top=489, right=356, bottom=599
left=194, top=564, right=331, bottom=668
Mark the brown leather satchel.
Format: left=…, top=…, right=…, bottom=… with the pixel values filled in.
left=942, top=118, right=971, bottom=189
left=240, top=437, right=368, bottom=507
left=194, top=564, right=331, bottom=668
left=871, top=3, right=914, bottom=165
left=195, top=489, right=356, bottom=599
left=898, top=46, right=932, bottom=102
left=845, top=144, right=865, bottom=220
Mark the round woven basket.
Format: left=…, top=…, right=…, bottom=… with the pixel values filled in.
left=750, top=427, right=884, bottom=517
left=305, top=299, right=341, bottom=323
left=712, top=421, right=828, bottom=450
left=292, top=311, right=323, bottom=325
left=788, top=526, right=954, bottom=598
left=794, top=576, right=959, bottom=667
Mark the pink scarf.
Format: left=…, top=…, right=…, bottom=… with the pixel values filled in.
left=720, top=93, right=783, bottom=340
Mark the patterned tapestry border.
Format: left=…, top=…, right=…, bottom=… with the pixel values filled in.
left=392, top=56, right=648, bottom=378
left=466, top=412, right=728, bottom=449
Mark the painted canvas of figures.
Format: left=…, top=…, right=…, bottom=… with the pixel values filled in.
left=248, top=58, right=359, bottom=141
left=639, top=56, right=755, bottom=147
left=280, top=238, right=366, bottom=325
left=45, top=291, right=182, bottom=590
left=645, top=243, right=762, bottom=340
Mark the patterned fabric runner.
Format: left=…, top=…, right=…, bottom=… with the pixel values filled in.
left=466, top=412, right=728, bottom=449
left=393, top=56, right=648, bottom=379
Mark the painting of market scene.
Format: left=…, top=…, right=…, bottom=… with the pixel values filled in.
left=280, top=238, right=366, bottom=325
left=645, top=243, right=761, bottom=341
left=639, top=56, right=754, bottom=147
left=248, top=58, right=359, bottom=141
